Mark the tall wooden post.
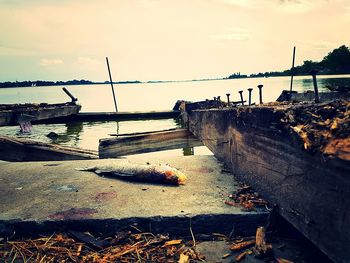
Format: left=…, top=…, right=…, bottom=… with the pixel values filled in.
left=106, top=57, right=118, bottom=112
left=310, top=70, right=320, bottom=103
left=290, top=46, right=296, bottom=92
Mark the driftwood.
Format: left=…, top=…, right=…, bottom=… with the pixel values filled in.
left=0, top=135, right=97, bottom=161
left=108, top=128, right=177, bottom=137
left=99, top=129, right=203, bottom=158
left=229, top=240, right=255, bottom=251
left=253, top=227, right=272, bottom=257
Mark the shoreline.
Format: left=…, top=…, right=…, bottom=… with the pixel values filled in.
left=1, top=73, right=350, bottom=89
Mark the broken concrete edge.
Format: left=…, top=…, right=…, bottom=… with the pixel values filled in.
left=0, top=212, right=268, bottom=239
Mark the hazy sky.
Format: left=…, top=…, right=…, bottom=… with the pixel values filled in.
left=0, top=0, right=349, bottom=82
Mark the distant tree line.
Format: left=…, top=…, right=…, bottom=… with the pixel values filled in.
left=227, top=72, right=248, bottom=79
left=228, top=45, right=350, bottom=79
left=0, top=79, right=93, bottom=88
left=104, top=80, right=142, bottom=84
left=1, top=45, right=349, bottom=87
left=0, top=79, right=144, bottom=88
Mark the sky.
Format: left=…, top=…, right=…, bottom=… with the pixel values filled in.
left=0, top=0, right=349, bottom=82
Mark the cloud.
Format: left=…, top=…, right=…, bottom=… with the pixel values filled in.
left=211, top=27, right=251, bottom=42
left=76, top=57, right=102, bottom=69
left=40, top=58, right=64, bottom=66
left=77, top=57, right=97, bottom=64
left=0, top=45, right=34, bottom=56
left=277, top=0, right=314, bottom=12
left=222, top=0, right=266, bottom=7
left=223, top=0, right=331, bottom=12
left=299, top=40, right=334, bottom=50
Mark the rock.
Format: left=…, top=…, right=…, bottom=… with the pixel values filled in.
left=47, top=132, right=59, bottom=140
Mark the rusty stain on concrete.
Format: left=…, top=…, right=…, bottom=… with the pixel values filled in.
left=94, top=191, right=117, bottom=202
left=48, top=208, right=98, bottom=220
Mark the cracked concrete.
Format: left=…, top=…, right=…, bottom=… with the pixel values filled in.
left=0, top=155, right=268, bottom=236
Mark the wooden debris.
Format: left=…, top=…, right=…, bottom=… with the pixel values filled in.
left=282, top=100, right=350, bottom=161
left=178, top=253, right=190, bottom=263
left=253, top=226, right=272, bottom=258
left=224, top=200, right=239, bottom=207
left=235, top=250, right=249, bottom=262
left=68, top=230, right=110, bottom=250
left=0, top=230, right=203, bottom=263
left=163, top=239, right=183, bottom=247
left=222, top=253, right=231, bottom=259
left=276, top=257, right=294, bottom=263
left=323, top=138, right=350, bottom=161
left=226, top=183, right=268, bottom=211
left=76, top=244, right=82, bottom=256
left=229, top=240, right=255, bottom=251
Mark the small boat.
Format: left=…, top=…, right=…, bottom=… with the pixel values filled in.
left=0, top=134, right=97, bottom=161
left=325, top=85, right=350, bottom=92
left=0, top=102, right=81, bottom=126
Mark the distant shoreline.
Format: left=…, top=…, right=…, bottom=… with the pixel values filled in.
left=1, top=72, right=350, bottom=89
left=2, top=45, right=349, bottom=89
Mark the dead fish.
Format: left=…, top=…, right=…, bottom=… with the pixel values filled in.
left=76, top=162, right=186, bottom=186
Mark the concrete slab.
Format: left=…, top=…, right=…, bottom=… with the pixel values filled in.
left=0, top=155, right=268, bottom=236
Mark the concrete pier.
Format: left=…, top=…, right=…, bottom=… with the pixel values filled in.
left=0, top=155, right=268, bottom=237
left=182, top=101, right=350, bottom=263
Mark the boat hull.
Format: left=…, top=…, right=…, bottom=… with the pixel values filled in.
left=0, top=102, right=81, bottom=126
left=0, top=135, right=97, bottom=161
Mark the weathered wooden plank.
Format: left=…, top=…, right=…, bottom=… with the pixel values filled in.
left=99, top=129, right=203, bottom=158
left=34, top=111, right=180, bottom=124
left=0, top=135, right=98, bottom=161
left=183, top=105, right=350, bottom=263
left=108, top=128, right=177, bottom=137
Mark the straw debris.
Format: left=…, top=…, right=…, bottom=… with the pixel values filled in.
left=0, top=229, right=205, bottom=262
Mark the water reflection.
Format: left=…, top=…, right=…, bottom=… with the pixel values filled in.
left=301, top=76, right=350, bottom=92
left=319, top=77, right=350, bottom=89
left=183, top=147, right=194, bottom=156
left=0, top=75, right=349, bottom=155
left=49, top=121, right=83, bottom=148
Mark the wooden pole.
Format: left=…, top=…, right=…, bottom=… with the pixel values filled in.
left=310, top=70, right=320, bottom=103
left=106, top=57, right=118, bottom=112
left=289, top=46, right=296, bottom=92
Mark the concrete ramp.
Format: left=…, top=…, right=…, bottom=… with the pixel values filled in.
left=0, top=155, right=268, bottom=236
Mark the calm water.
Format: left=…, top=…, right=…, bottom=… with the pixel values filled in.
left=0, top=75, right=349, bottom=152
left=0, top=75, right=349, bottom=112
